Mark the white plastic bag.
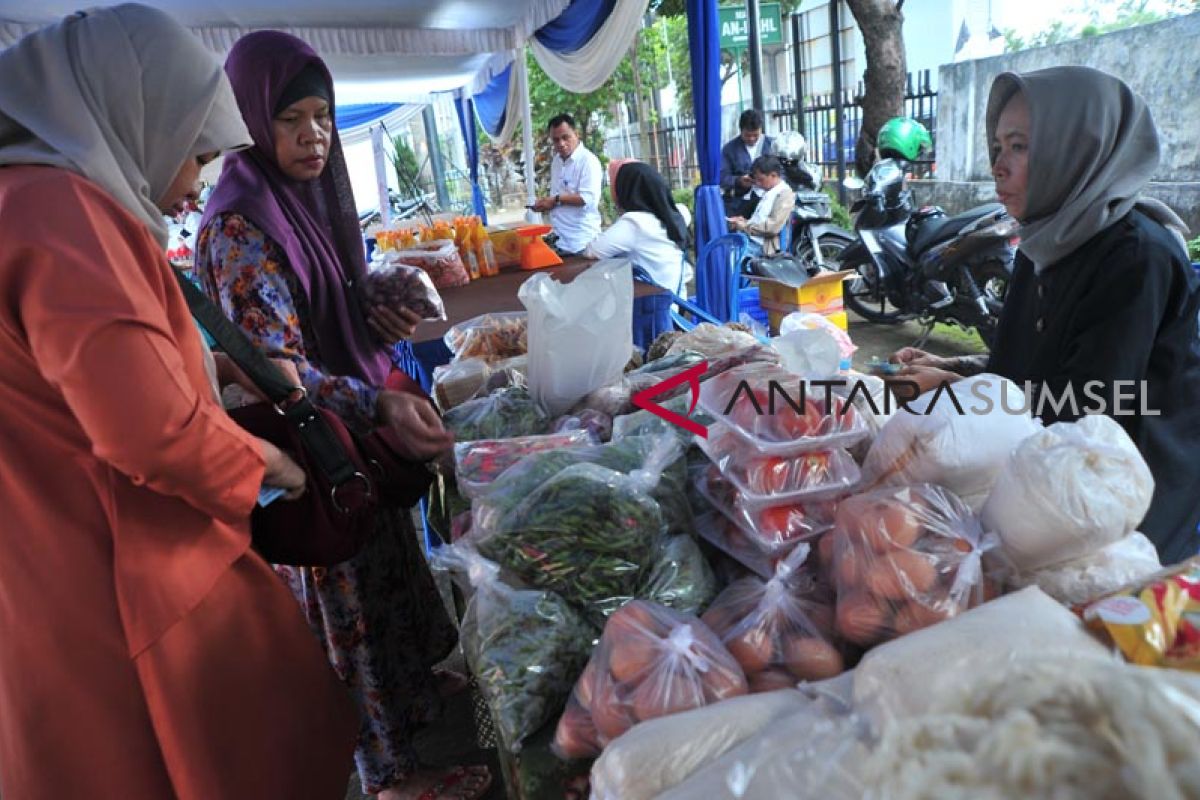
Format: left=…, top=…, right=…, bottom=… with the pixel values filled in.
left=862, top=373, right=1041, bottom=511
left=771, top=328, right=841, bottom=377
left=1010, top=531, right=1162, bottom=605
left=520, top=258, right=634, bottom=416
left=982, top=413, right=1155, bottom=571
left=779, top=311, right=857, bottom=363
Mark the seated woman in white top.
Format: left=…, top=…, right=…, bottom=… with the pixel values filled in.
left=585, top=160, right=691, bottom=292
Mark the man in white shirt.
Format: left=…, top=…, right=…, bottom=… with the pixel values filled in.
left=530, top=113, right=603, bottom=256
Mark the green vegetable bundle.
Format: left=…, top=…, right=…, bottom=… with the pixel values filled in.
left=476, top=462, right=666, bottom=625
left=443, top=385, right=549, bottom=442
left=638, top=534, right=718, bottom=616
left=432, top=547, right=595, bottom=752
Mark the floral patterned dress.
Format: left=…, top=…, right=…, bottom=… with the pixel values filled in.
left=195, top=212, right=458, bottom=794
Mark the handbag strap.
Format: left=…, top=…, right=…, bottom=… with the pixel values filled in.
left=173, top=270, right=360, bottom=488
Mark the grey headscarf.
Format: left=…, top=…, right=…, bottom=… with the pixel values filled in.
left=0, top=3, right=251, bottom=246
left=986, top=66, right=1189, bottom=273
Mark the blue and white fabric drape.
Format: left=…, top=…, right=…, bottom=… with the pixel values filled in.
left=528, top=0, right=649, bottom=93
left=687, top=0, right=732, bottom=320
left=472, top=61, right=520, bottom=144
left=455, top=96, right=489, bottom=221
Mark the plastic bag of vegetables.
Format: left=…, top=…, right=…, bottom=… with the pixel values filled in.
left=360, top=261, right=446, bottom=320
left=552, top=600, right=748, bottom=759
left=700, top=544, right=844, bottom=693
left=441, top=385, right=549, bottom=442
left=453, top=430, right=592, bottom=499
left=830, top=484, right=1002, bottom=650
left=471, top=433, right=692, bottom=537
left=638, top=535, right=718, bottom=616
left=471, top=437, right=683, bottom=625
left=431, top=545, right=596, bottom=751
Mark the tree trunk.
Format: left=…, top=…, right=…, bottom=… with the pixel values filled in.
left=846, top=0, right=906, bottom=176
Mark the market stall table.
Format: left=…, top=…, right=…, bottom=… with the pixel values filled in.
left=401, top=256, right=668, bottom=391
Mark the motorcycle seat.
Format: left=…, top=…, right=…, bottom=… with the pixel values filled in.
left=909, top=203, right=1005, bottom=256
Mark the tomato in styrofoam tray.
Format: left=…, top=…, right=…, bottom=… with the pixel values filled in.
left=697, top=362, right=870, bottom=455
left=694, top=465, right=838, bottom=575
left=695, top=420, right=862, bottom=502
left=552, top=600, right=748, bottom=759
left=829, top=484, right=1002, bottom=650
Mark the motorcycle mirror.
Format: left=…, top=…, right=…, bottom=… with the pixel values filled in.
left=842, top=176, right=865, bottom=191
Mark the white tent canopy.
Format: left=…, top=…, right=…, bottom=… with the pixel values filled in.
left=0, top=0, right=571, bottom=102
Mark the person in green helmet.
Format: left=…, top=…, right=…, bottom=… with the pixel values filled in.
left=876, top=116, right=932, bottom=164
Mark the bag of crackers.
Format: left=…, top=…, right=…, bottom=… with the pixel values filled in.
left=1079, top=557, right=1200, bottom=670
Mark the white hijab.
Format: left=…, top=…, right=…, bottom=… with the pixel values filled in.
left=0, top=3, right=251, bottom=246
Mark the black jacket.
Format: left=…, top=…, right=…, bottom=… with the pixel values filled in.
left=988, top=210, right=1200, bottom=564
left=719, top=135, right=775, bottom=197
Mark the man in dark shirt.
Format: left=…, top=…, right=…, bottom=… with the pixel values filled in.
left=720, top=109, right=775, bottom=217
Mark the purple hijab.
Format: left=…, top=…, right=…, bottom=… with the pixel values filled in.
left=199, top=31, right=391, bottom=385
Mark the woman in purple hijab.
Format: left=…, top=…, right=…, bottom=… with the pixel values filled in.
left=195, top=31, right=491, bottom=800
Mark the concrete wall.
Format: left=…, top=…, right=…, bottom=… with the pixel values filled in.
left=929, top=13, right=1200, bottom=231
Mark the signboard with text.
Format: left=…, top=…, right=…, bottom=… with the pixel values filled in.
left=719, top=3, right=784, bottom=49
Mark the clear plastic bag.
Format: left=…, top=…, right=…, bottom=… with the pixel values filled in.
left=520, top=258, right=634, bottom=416
left=862, top=373, right=1041, bottom=512
left=429, top=546, right=595, bottom=752
left=550, top=408, right=613, bottom=444
left=638, top=534, right=718, bottom=616
left=695, top=464, right=838, bottom=559
left=612, top=393, right=717, bottom=445
left=700, top=545, right=844, bottom=692
left=452, top=430, right=592, bottom=499
left=665, top=323, right=759, bottom=359
left=443, top=311, right=527, bottom=362
left=431, top=354, right=528, bottom=412
left=982, top=413, right=1154, bottom=572
left=698, top=362, right=870, bottom=455
left=830, top=484, right=1002, bottom=650
left=375, top=239, right=469, bottom=288
left=471, top=437, right=682, bottom=625
left=470, top=433, right=691, bottom=538
left=696, top=420, right=861, bottom=502
left=441, top=385, right=549, bottom=442
left=360, top=261, right=447, bottom=320
left=552, top=600, right=749, bottom=759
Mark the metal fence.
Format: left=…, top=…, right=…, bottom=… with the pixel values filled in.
left=602, top=70, right=939, bottom=191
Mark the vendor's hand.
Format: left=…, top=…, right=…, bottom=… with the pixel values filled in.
left=890, top=347, right=954, bottom=370
left=727, top=216, right=747, bottom=231
left=737, top=174, right=754, bottom=190
left=368, top=305, right=421, bottom=344
left=895, top=364, right=961, bottom=396
left=376, top=390, right=455, bottom=461
left=259, top=439, right=307, bottom=500
left=529, top=196, right=555, bottom=213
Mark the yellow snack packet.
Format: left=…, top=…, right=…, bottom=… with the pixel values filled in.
left=1080, top=557, right=1200, bottom=670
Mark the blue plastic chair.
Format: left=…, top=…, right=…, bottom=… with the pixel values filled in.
left=694, top=232, right=751, bottom=322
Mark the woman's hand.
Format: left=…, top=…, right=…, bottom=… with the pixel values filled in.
left=367, top=305, right=422, bottom=345
left=376, top=390, right=455, bottom=461
left=259, top=439, right=307, bottom=500
left=895, top=364, right=961, bottom=396
left=889, top=346, right=955, bottom=370
left=215, top=353, right=302, bottom=400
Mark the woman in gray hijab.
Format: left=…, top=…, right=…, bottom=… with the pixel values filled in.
left=895, top=66, right=1200, bottom=565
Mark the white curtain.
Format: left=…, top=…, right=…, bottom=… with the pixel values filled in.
left=527, top=0, right=650, bottom=94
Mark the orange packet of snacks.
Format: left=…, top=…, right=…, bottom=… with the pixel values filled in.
left=1080, top=557, right=1200, bottom=670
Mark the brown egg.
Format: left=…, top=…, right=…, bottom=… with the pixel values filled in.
left=554, top=702, right=600, bottom=760
left=878, top=502, right=924, bottom=549
left=726, top=627, right=774, bottom=674
left=628, top=673, right=702, bottom=722
left=803, top=603, right=836, bottom=639
left=748, top=668, right=797, bottom=693
left=837, top=592, right=890, bottom=647
left=893, top=600, right=953, bottom=635
left=865, top=551, right=938, bottom=600
left=835, top=541, right=864, bottom=588
left=574, top=660, right=600, bottom=711
left=590, top=688, right=635, bottom=742
left=783, top=637, right=846, bottom=681
left=606, top=601, right=659, bottom=640
left=816, top=530, right=837, bottom=569
left=702, top=664, right=750, bottom=702
left=701, top=607, right=731, bottom=636
left=608, top=632, right=661, bottom=684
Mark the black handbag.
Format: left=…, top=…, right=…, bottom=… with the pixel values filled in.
left=175, top=272, right=430, bottom=566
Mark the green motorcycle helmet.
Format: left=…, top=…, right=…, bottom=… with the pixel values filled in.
left=876, top=117, right=932, bottom=162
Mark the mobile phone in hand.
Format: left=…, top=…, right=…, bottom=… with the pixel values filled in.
left=258, top=485, right=287, bottom=507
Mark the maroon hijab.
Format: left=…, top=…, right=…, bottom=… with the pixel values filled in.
left=200, top=31, right=391, bottom=385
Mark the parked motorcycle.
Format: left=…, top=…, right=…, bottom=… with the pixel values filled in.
left=838, top=157, right=1018, bottom=346
left=774, top=131, right=855, bottom=270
